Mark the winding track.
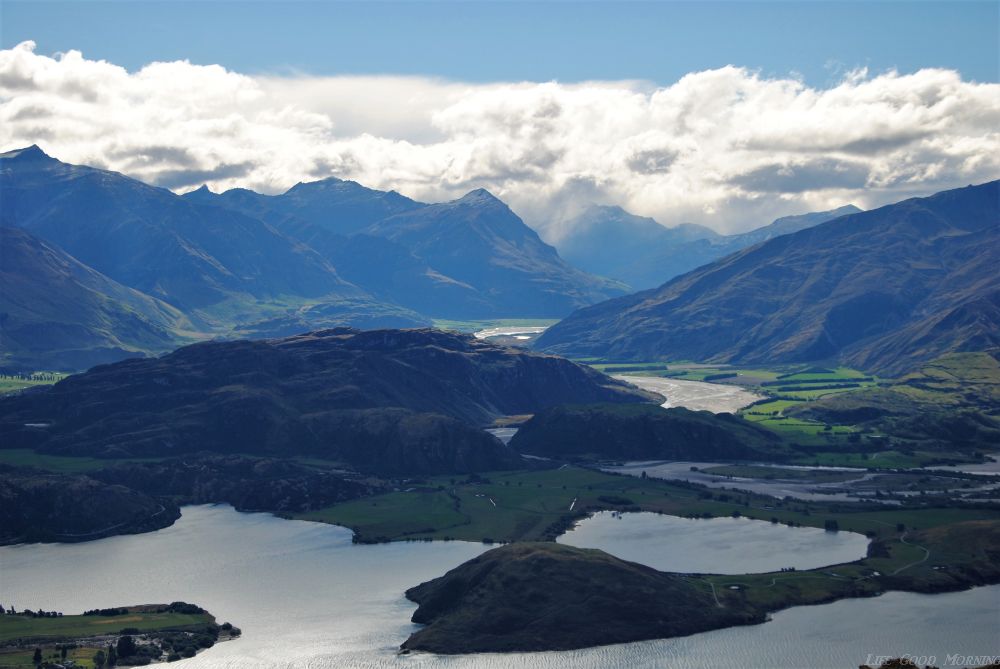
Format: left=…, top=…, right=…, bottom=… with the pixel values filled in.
left=891, top=532, right=931, bottom=575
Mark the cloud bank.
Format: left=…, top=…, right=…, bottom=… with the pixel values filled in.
left=2, top=40, right=998, bottom=235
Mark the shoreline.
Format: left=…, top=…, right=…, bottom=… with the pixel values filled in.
left=0, top=604, right=240, bottom=669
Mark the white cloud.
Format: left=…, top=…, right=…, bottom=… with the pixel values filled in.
left=2, top=40, right=998, bottom=236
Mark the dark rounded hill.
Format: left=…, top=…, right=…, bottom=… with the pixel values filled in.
left=509, top=403, right=787, bottom=461
left=401, top=542, right=763, bottom=653
left=0, top=328, right=654, bottom=475
left=0, top=464, right=179, bottom=544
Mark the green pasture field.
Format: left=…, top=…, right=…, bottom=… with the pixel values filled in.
left=0, top=450, right=167, bottom=474
left=0, top=645, right=103, bottom=669
left=294, top=465, right=999, bottom=545
left=787, top=450, right=979, bottom=469
left=296, top=463, right=1000, bottom=623
left=701, top=465, right=860, bottom=483
left=0, top=610, right=211, bottom=644
left=0, top=373, right=68, bottom=395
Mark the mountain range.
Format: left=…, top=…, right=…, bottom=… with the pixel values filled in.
left=0, top=146, right=623, bottom=369
left=0, top=146, right=358, bottom=316
left=6, top=145, right=995, bottom=379
left=553, top=203, right=861, bottom=290
left=536, top=180, right=1000, bottom=376
left=186, top=182, right=623, bottom=318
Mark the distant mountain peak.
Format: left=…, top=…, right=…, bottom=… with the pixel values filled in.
left=0, top=144, right=53, bottom=162
left=458, top=188, right=503, bottom=205
left=191, top=184, right=212, bottom=194
left=286, top=176, right=347, bottom=194
left=824, top=204, right=863, bottom=219
left=218, top=187, right=259, bottom=196
left=582, top=203, right=623, bottom=214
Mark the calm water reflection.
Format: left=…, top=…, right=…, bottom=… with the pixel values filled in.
left=0, top=505, right=995, bottom=669
left=557, top=511, right=870, bottom=573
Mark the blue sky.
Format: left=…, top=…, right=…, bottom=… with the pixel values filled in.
left=2, top=1, right=997, bottom=85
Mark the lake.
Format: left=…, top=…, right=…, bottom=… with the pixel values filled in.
left=556, top=511, right=870, bottom=573
left=1, top=505, right=996, bottom=669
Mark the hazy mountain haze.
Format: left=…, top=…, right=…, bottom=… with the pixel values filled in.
left=553, top=204, right=863, bottom=289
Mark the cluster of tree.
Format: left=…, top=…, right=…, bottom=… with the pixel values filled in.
left=149, top=624, right=224, bottom=664
left=600, top=365, right=670, bottom=373
left=111, top=634, right=167, bottom=666
left=31, top=645, right=77, bottom=667
left=703, top=373, right=738, bottom=381
left=158, top=602, right=205, bottom=615
left=95, top=621, right=236, bottom=666
left=697, top=490, right=752, bottom=507
left=0, top=371, right=61, bottom=381
left=762, top=376, right=873, bottom=386
left=93, top=643, right=115, bottom=668
left=83, top=607, right=130, bottom=616
left=2, top=607, right=63, bottom=617
left=596, top=495, right=635, bottom=506
left=775, top=383, right=863, bottom=393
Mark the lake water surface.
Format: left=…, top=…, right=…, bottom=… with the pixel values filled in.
left=557, top=511, right=870, bottom=573
left=1, top=505, right=996, bottom=669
